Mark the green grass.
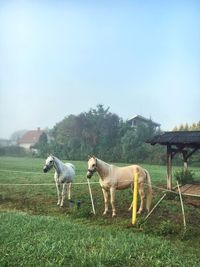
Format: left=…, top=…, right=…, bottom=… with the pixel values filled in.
left=0, top=156, right=200, bottom=266
left=1, top=211, right=200, bottom=267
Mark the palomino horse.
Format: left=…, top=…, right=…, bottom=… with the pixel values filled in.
left=87, top=156, right=152, bottom=217
left=43, top=155, right=75, bottom=207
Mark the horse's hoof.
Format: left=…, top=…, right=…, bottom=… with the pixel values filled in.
left=112, top=214, right=116, bottom=218
left=137, top=210, right=142, bottom=215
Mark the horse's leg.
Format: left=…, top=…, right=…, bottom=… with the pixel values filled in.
left=67, top=183, right=72, bottom=200
left=128, top=202, right=133, bottom=211
left=128, top=184, right=133, bottom=211
left=60, top=183, right=67, bottom=207
left=55, top=178, right=61, bottom=206
left=110, top=187, right=116, bottom=217
left=137, top=182, right=145, bottom=214
left=102, top=188, right=109, bottom=215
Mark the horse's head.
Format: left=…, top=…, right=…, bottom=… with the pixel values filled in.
left=43, top=154, right=54, bottom=173
left=87, top=156, right=97, bottom=179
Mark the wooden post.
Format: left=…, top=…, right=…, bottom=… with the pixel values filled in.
left=144, top=193, right=167, bottom=222
left=183, top=161, right=188, bottom=172
left=176, top=181, right=186, bottom=231
left=167, top=145, right=172, bottom=190
left=87, top=179, right=96, bottom=215
left=182, top=151, right=188, bottom=172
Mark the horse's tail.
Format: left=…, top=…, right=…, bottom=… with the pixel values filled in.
left=144, top=169, right=152, bottom=212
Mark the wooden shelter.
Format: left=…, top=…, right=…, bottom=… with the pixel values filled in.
left=146, top=131, right=200, bottom=190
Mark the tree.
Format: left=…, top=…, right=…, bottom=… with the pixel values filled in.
left=50, top=105, right=122, bottom=160
left=48, top=104, right=163, bottom=163
left=35, top=132, right=48, bottom=157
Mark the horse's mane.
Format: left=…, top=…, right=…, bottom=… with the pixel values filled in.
left=96, top=158, right=111, bottom=167
left=96, top=158, right=111, bottom=177
left=52, top=155, right=64, bottom=165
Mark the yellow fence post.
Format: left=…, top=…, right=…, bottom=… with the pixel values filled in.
left=132, top=172, right=138, bottom=225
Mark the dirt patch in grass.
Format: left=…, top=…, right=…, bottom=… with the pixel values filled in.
left=1, top=188, right=200, bottom=247
left=185, top=197, right=200, bottom=208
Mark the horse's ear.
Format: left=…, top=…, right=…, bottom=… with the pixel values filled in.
left=88, top=155, right=91, bottom=159
left=92, top=155, right=96, bottom=159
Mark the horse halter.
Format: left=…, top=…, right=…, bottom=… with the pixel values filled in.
left=43, top=158, right=54, bottom=173
left=87, top=167, right=96, bottom=175
left=87, top=158, right=97, bottom=178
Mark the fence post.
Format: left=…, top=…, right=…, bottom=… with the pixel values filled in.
left=132, top=172, right=138, bottom=225
left=87, top=178, right=96, bottom=215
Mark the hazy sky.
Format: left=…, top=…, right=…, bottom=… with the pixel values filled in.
left=0, top=0, right=199, bottom=139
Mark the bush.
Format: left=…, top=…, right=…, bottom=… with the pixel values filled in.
left=0, top=146, right=27, bottom=157
left=174, top=169, right=194, bottom=185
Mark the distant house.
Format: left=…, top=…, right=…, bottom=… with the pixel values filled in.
left=127, top=115, right=160, bottom=130
left=18, top=128, right=45, bottom=151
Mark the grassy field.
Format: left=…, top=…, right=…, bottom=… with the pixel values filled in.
left=0, top=156, right=200, bottom=266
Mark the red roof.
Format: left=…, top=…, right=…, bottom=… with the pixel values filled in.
left=19, top=128, right=44, bottom=145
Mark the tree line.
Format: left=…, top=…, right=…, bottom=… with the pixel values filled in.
left=1, top=105, right=199, bottom=164
left=36, top=105, right=165, bottom=164
left=173, top=121, right=200, bottom=131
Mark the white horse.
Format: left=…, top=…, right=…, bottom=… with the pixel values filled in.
left=87, top=156, right=152, bottom=217
left=43, top=155, right=75, bottom=207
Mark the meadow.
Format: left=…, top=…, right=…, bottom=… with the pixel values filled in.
left=0, top=156, right=200, bottom=267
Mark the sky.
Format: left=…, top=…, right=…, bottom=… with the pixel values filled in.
left=0, top=0, right=200, bottom=139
